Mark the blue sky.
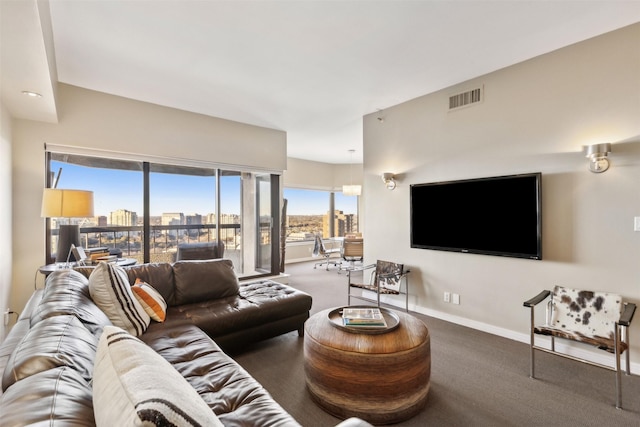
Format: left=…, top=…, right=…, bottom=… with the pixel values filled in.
left=52, top=161, right=357, bottom=216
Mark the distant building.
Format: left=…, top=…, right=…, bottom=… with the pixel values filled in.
left=220, top=213, right=240, bottom=224
left=162, top=212, right=184, bottom=238
left=110, top=209, right=137, bottom=226
left=186, top=214, right=202, bottom=225
left=204, top=213, right=216, bottom=225
left=322, top=210, right=358, bottom=238
left=344, top=213, right=357, bottom=234
left=162, top=212, right=184, bottom=225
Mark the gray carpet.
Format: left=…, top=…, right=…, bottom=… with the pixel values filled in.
left=232, top=261, right=640, bottom=426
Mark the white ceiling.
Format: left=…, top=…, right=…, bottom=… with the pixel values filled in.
left=2, top=1, right=640, bottom=164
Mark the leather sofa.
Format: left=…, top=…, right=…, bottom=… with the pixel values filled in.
left=118, top=258, right=312, bottom=353
left=0, top=259, right=370, bottom=426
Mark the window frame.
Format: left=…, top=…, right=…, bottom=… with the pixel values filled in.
left=45, top=149, right=280, bottom=279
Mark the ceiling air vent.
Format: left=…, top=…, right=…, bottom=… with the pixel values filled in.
left=449, top=86, right=483, bottom=110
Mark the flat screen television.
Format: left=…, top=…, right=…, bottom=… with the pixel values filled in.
left=410, top=173, right=542, bottom=260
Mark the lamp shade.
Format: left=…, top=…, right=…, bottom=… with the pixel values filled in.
left=342, top=185, right=362, bottom=196
left=41, top=189, right=94, bottom=218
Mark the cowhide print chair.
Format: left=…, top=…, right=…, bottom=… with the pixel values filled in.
left=524, top=286, right=636, bottom=409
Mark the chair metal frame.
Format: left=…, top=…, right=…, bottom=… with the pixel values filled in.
left=312, top=234, right=341, bottom=270
left=524, top=289, right=636, bottom=409
left=347, top=260, right=410, bottom=312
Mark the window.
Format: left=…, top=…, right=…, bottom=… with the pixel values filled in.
left=48, top=154, right=143, bottom=263
left=283, top=188, right=358, bottom=241
left=46, top=152, right=279, bottom=279
left=149, top=163, right=217, bottom=264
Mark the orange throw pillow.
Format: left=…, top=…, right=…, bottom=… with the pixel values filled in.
left=131, top=279, right=167, bottom=322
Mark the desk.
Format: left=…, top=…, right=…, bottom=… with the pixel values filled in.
left=39, top=258, right=137, bottom=276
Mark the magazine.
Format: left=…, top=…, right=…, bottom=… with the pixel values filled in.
left=342, top=307, right=387, bottom=328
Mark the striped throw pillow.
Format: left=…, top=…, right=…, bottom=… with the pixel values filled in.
left=88, top=262, right=150, bottom=336
left=132, top=278, right=167, bottom=322
left=93, top=326, right=223, bottom=427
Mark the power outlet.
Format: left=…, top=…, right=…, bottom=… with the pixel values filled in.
left=634, top=216, right=640, bottom=232
left=444, top=291, right=451, bottom=303
left=4, top=309, right=10, bottom=326
left=452, top=293, right=460, bottom=305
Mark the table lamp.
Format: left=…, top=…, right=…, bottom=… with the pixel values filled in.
left=41, top=189, right=94, bottom=263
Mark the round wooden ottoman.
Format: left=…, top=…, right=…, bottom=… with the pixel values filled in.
left=304, top=307, right=430, bottom=425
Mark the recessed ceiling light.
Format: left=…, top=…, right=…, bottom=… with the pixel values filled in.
left=21, top=90, right=42, bottom=98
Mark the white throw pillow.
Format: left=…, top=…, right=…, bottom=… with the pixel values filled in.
left=93, top=325, right=223, bottom=427
left=88, top=262, right=150, bottom=336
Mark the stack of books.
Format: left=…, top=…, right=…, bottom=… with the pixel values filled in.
left=95, top=255, right=118, bottom=263
left=85, top=247, right=113, bottom=264
left=342, top=307, right=388, bottom=328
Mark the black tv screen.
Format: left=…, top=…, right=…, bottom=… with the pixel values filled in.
left=410, top=173, right=542, bottom=260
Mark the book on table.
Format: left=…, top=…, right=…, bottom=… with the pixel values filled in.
left=342, top=307, right=387, bottom=328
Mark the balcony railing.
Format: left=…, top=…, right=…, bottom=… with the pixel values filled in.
left=50, top=222, right=334, bottom=274
left=50, top=223, right=241, bottom=264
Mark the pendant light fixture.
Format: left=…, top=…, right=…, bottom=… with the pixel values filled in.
left=342, top=149, right=361, bottom=196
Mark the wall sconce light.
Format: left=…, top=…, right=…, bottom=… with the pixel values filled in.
left=584, top=143, right=612, bottom=173
left=382, top=172, right=396, bottom=190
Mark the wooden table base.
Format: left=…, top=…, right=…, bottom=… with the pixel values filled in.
left=304, top=308, right=430, bottom=425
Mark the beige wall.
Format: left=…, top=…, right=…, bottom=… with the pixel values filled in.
left=10, top=84, right=286, bottom=317
left=284, top=157, right=362, bottom=191
left=363, top=24, right=640, bottom=366
left=1, top=101, right=13, bottom=338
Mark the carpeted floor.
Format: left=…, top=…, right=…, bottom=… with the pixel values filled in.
left=232, top=261, right=640, bottom=426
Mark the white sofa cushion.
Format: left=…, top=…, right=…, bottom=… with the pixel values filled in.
left=88, top=262, right=150, bottom=336
left=93, top=325, right=223, bottom=427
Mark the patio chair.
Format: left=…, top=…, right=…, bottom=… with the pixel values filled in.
left=176, top=241, right=225, bottom=261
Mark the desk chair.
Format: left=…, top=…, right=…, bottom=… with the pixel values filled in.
left=312, top=234, right=341, bottom=270
left=339, top=238, right=364, bottom=272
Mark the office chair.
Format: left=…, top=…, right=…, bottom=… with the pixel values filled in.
left=312, top=234, right=340, bottom=270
